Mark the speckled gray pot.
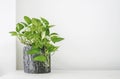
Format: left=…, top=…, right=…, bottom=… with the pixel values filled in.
left=23, top=46, right=51, bottom=74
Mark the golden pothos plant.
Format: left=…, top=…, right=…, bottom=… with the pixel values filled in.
left=10, top=16, right=64, bottom=62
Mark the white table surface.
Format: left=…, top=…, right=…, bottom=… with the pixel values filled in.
left=0, top=70, right=120, bottom=79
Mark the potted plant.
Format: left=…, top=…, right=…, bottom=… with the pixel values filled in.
left=10, top=16, right=64, bottom=73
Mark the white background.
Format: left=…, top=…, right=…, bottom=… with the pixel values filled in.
left=16, top=0, right=120, bottom=70
left=0, top=0, right=16, bottom=75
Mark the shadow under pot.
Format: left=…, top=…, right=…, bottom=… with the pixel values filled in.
left=23, top=46, right=51, bottom=74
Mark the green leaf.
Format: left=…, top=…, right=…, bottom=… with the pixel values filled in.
left=21, top=22, right=28, bottom=27
left=33, top=55, right=46, bottom=62
left=48, top=25, right=55, bottom=28
left=18, top=34, right=24, bottom=37
left=24, top=16, right=31, bottom=24
left=16, top=23, right=24, bottom=32
left=32, top=18, right=38, bottom=26
left=46, top=43, right=59, bottom=53
left=41, top=32, right=45, bottom=39
left=27, top=48, right=40, bottom=54
left=51, top=36, right=64, bottom=43
left=42, top=27, right=46, bottom=31
left=46, top=29, right=50, bottom=35
left=23, top=31, right=30, bottom=36
left=9, top=31, right=17, bottom=36
left=37, top=41, right=43, bottom=48
left=32, top=18, right=42, bottom=26
left=50, top=33, right=58, bottom=36
left=42, top=38, right=50, bottom=44
left=41, top=17, right=49, bottom=26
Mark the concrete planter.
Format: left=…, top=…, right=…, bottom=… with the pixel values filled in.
left=23, top=46, right=51, bottom=74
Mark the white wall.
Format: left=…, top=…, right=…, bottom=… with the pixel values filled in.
left=16, top=0, right=120, bottom=70
left=0, top=0, right=16, bottom=75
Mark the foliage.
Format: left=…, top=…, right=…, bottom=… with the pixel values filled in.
left=10, top=16, right=64, bottom=62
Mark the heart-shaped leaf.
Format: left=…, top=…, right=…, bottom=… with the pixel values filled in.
left=33, top=55, right=46, bottom=62
left=27, top=48, right=40, bottom=54
left=51, top=36, right=64, bottom=43
left=41, top=17, right=49, bottom=26
left=16, top=23, right=24, bottom=32
left=24, top=16, right=31, bottom=24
